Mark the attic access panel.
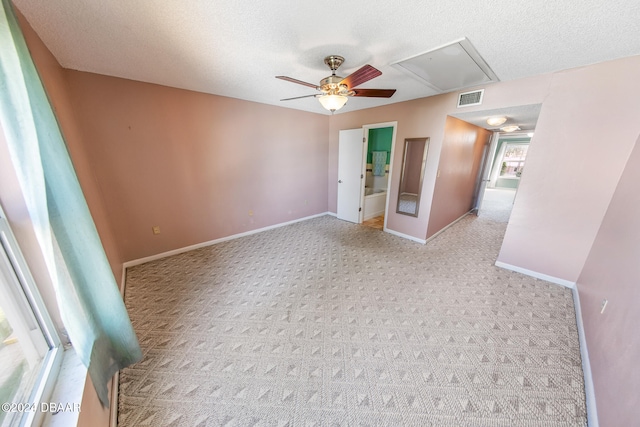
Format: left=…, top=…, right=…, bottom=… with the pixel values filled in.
left=391, top=38, right=499, bottom=93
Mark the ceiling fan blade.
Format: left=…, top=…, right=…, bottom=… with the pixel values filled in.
left=352, top=88, right=396, bottom=98
left=280, top=94, right=319, bottom=101
left=339, top=65, right=382, bottom=89
left=276, top=76, right=320, bottom=89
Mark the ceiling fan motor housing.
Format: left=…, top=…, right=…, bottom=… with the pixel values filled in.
left=321, top=56, right=352, bottom=96
left=320, top=76, right=352, bottom=96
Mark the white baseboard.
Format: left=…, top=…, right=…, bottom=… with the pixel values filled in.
left=123, top=212, right=331, bottom=269
left=110, top=268, right=127, bottom=427
left=425, top=211, right=471, bottom=244
left=119, top=267, right=126, bottom=295
left=383, top=211, right=471, bottom=245
left=109, top=372, right=118, bottom=427
left=494, top=261, right=576, bottom=289
left=384, top=227, right=427, bottom=244
left=572, top=287, right=599, bottom=427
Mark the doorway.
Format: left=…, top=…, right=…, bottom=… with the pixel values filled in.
left=475, top=132, right=533, bottom=219
left=449, top=103, right=541, bottom=221
left=336, top=122, right=397, bottom=230
left=488, top=136, right=531, bottom=190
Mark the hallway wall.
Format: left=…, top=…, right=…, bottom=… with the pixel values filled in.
left=576, top=134, right=640, bottom=426
left=427, top=116, right=491, bottom=238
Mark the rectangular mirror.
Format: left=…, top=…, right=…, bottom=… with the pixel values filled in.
left=397, top=137, right=429, bottom=217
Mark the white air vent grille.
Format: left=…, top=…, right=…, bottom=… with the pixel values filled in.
left=457, top=89, right=484, bottom=107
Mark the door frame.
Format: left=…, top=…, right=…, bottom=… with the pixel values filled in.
left=473, top=131, right=500, bottom=214
left=476, top=131, right=533, bottom=215
left=362, top=122, right=398, bottom=229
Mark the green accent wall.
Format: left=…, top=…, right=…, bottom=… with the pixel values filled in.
left=367, top=127, right=393, bottom=164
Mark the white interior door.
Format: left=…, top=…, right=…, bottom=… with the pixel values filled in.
left=337, top=129, right=364, bottom=223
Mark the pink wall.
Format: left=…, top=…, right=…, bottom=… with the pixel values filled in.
left=427, top=116, right=490, bottom=238
left=327, top=76, right=550, bottom=242
left=497, top=56, right=640, bottom=283
left=576, top=134, right=640, bottom=426
left=329, top=96, right=453, bottom=240
left=64, top=71, right=329, bottom=262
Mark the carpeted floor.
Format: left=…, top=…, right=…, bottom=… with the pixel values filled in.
left=118, top=189, right=587, bottom=426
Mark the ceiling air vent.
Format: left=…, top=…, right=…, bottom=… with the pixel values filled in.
left=457, top=89, right=484, bottom=108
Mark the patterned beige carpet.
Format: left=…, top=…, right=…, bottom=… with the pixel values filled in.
left=118, top=190, right=587, bottom=426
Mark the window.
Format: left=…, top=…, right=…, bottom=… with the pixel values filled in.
left=0, top=209, right=62, bottom=427
left=499, top=143, right=528, bottom=178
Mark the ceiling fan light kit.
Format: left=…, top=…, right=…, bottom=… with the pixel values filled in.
left=276, top=55, right=396, bottom=112
left=318, top=94, right=349, bottom=112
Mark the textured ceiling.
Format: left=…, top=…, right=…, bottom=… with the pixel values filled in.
left=13, top=0, right=640, bottom=115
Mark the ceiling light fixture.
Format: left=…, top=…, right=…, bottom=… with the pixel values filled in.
left=318, top=94, right=348, bottom=112
left=500, top=125, right=520, bottom=132
left=486, top=116, right=507, bottom=126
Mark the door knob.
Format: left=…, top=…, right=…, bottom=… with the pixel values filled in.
left=338, top=180, right=343, bottom=183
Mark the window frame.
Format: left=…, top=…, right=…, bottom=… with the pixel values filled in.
left=499, top=142, right=529, bottom=179
left=0, top=205, right=63, bottom=427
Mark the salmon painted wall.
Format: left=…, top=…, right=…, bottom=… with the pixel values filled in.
left=427, top=117, right=490, bottom=238
left=17, top=10, right=125, bottom=284
left=576, top=134, right=640, bottom=426
left=64, top=71, right=329, bottom=262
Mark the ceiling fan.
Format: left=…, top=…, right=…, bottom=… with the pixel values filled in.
left=276, top=55, right=396, bottom=112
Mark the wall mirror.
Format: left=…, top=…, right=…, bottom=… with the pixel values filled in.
left=397, top=137, right=429, bottom=217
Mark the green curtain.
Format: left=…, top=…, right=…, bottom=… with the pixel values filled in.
left=0, top=0, right=141, bottom=406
